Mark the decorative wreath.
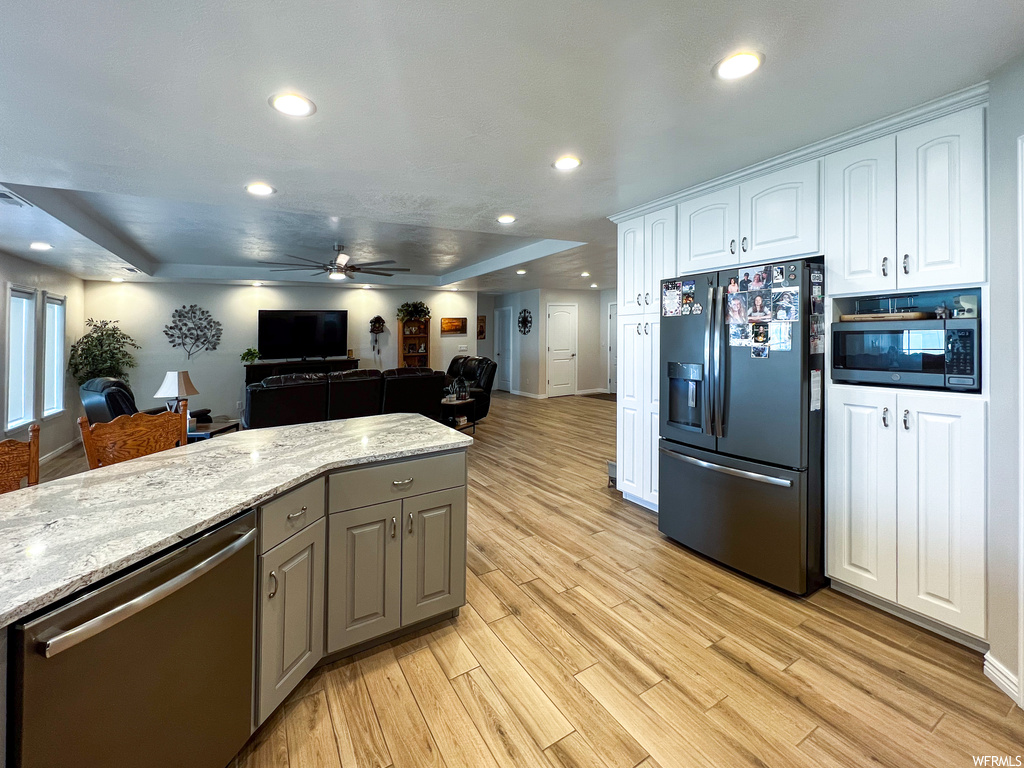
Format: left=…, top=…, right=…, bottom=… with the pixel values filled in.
left=518, top=309, right=533, bottom=335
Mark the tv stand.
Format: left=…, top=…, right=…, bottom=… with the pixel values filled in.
left=244, top=357, right=360, bottom=385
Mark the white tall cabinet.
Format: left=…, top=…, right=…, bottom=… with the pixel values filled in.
left=826, top=386, right=987, bottom=637
left=616, top=206, right=673, bottom=511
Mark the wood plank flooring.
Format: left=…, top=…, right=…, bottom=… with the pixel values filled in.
left=40, top=393, right=1021, bottom=766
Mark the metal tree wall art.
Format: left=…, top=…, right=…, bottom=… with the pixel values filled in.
left=163, top=304, right=223, bottom=359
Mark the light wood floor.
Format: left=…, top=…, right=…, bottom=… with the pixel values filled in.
left=43, top=393, right=1024, bottom=766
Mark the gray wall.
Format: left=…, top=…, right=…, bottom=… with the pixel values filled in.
left=493, top=290, right=542, bottom=395
left=599, top=289, right=616, bottom=393
left=540, top=289, right=605, bottom=393
left=84, top=282, right=477, bottom=418
left=0, top=251, right=85, bottom=459
left=476, top=294, right=494, bottom=361
left=986, top=52, right=1024, bottom=686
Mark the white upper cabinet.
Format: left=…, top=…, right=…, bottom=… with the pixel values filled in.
left=617, top=216, right=645, bottom=316
left=896, top=106, right=986, bottom=289
left=824, top=135, right=898, bottom=295
left=739, top=160, right=821, bottom=263
left=896, top=392, right=986, bottom=637
left=645, top=207, right=677, bottom=310
left=678, top=187, right=740, bottom=273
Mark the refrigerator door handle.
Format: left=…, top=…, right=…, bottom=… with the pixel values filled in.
left=712, top=286, right=726, bottom=438
left=659, top=448, right=793, bottom=488
left=703, top=285, right=714, bottom=435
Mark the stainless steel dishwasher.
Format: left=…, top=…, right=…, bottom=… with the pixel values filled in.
left=10, top=511, right=256, bottom=768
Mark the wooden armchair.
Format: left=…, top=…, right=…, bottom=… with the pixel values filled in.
left=0, top=424, right=40, bottom=494
left=78, top=400, right=188, bottom=470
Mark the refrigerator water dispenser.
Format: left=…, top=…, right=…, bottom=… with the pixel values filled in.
left=666, top=362, right=705, bottom=433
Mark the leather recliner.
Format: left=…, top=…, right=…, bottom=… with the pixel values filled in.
left=381, top=369, right=445, bottom=420
left=327, top=369, right=384, bottom=420
left=445, top=355, right=497, bottom=422
left=79, top=377, right=198, bottom=425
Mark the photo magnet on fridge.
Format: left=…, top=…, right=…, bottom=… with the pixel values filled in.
left=729, top=323, right=751, bottom=346
left=662, top=281, right=683, bottom=317
left=751, top=322, right=769, bottom=345
left=772, top=288, right=800, bottom=321
left=811, top=296, right=825, bottom=315
left=769, top=322, right=792, bottom=352
left=747, top=291, right=771, bottom=321
left=726, top=293, right=748, bottom=324
left=772, top=265, right=785, bottom=285
left=751, top=344, right=770, bottom=359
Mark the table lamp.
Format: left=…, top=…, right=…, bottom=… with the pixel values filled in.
left=154, top=370, right=199, bottom=413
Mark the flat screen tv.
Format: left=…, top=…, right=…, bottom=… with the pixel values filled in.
left=258, top=310, right=348, bottom=359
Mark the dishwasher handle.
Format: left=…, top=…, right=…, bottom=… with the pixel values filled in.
left=40, top=527, right=257, bottom=659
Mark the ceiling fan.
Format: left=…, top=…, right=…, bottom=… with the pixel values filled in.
left=262, top=244, right=411, bottom=281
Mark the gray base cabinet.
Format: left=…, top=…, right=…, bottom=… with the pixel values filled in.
left=257, top=518, right=325, bottom=725
left=402, top=488, right=467, bottom=625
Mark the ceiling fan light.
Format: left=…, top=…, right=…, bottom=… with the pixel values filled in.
left=328, top=269, right=347, bottom=280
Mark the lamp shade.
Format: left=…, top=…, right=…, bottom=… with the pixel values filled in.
left=154, top=370, right=199, bottom=399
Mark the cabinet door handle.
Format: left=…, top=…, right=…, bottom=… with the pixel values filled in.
left=286, top=505, right=307, bottom=521
left=882, top=407, right=889, bottom=428
left=645, top=292, right=651, bottom=305
left=903, top=254, right=910, bottom=275
left=408, top=512, right=414, bottom=534
left=391, top=517, right=397, bottom=538
left=636, top=323, right=642, bottom=335
left=637, top=293, right=642, bottom=306
left=730, top=239, right=736, bottom=255
left=741, top=236, right=748, bottom=253
left=644, top=323, right=649, bottom=335
left=268, top=571, right=278, bottom=599
left=903, top=410, right=910, bottom=430
left=392, top=478, right=414, bottom=487
left=881, top=256, right=888, bottom=277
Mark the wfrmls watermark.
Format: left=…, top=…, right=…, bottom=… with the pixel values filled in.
left=973, top=758, right=1023, bottom=766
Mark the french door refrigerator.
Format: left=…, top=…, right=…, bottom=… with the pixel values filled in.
left=658, top=257, right=826, bottom=595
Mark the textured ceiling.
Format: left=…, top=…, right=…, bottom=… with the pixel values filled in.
left=0, top=0, right=1021, bottom=292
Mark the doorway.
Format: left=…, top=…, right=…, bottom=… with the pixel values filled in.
left=494, top=307, right=512, bottom=392
left=546, top=303, right=578, bottom=398
left=608, top=302, right=618, bottom=394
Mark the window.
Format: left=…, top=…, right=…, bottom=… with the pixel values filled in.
left=43, top=296, right=66, bottom=416
left=6, top=288, right=35, bottom=430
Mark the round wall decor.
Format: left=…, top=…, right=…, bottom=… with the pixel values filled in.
left=518, top=309, right=533, bottom=335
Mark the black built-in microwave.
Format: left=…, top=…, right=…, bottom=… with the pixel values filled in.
left=831, top=318, right=980, bottom=392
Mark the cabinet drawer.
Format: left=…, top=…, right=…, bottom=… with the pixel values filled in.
left=329, top=452, right=466, bottom=512
left=259, top=477, right=326, bottom=553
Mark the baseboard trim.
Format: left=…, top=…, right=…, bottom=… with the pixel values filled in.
left=984, top=654, right=1021, bottom=705
left=576, top=388, right=610, bottom=396
left=510, top=390, right=547, bottom=400
left=622, top=491, right=658, bottom=514
left=40, top=437, right=81, bottom=465
left=830, top=580, right=989, bottom=653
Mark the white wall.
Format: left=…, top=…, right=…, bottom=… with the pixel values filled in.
left=83, top=282, right=477, bottom=418
left=0, top=251, right=85, bottom=459
left=986, top=52, right=1024, bottom=697
left=599, top=288, right=616, bottom=394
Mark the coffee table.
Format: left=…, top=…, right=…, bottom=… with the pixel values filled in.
left=187, top=420, right=241, bottom=443
left=440, top=398, right=476, bottom=434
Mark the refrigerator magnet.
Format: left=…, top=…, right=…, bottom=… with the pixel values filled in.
left=692, top=303, right=703, bottom=315
left=751, top=344, right=769, bottom=359
left=729, top=323, right=751, bottom=346
left=751, top=322, right=769, bottom=345
left=769, top=322, right=792, bottom=351
left=662, top=281, right=683, bottom=316
left=772, top=288, right=799, bottom=321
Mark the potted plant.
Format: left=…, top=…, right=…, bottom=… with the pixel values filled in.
left=240, top=347, right=260, bottom=364
left=397, top=301, right=430, bottom=323
left=68, top=318, right=141, bottom=385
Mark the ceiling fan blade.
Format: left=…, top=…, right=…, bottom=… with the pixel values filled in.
left=282, top=254, right=327, bottom=265
left=352, top=266, right=410, bottom=273
left=262, top=261, right=322, bottom=267
left=350, top=260, right=397, bottom=268
left=355, top=269, right=400, bottom=277
left=268, top=267, right=319, bottom=272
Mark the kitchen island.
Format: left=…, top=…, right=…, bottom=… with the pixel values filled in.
left=0, top=413, right=472, bottom=768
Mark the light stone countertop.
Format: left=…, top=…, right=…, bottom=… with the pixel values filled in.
left=0, top=414, right=472, bottom=628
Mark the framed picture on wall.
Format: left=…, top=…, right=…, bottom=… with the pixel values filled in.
left=440, top=317, right=468, bottom=335
left=477, top=315, right=486, bottom=340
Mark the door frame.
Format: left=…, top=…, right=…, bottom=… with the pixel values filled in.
left=545, top=302, right=578, bottom=398
left=494, top=306, right=513, bottom=392
left=607, top=301, right=617, bottom=394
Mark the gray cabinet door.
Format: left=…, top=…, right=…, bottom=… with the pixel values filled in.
left=401, top=488, right=467, bottom=626
left=326, top=501, right=402, bottom=654
left=258, top=518, right=325, bottom=725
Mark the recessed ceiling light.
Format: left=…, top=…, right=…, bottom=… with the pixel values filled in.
left=581, top=271, right=590, bottom=277
left=714, top=51, right=763, bottom=80
left=245, top=182, right=276, bottom=196
left=451, top=287, right=458, bottom=292
left=362, top=284, right=372, bottom=289
left=497, top=214, right=516, bottom=224
left=30, top=242, right=52, bottom=251
left=269, top=93, right=317, bottom=117
left=516, top=269, right=527, bottom=275
left=111, top=277, right=125, bottom=283
left=553, top=155, right=581, bottom=171
left=252, top=281, right=263, bottom=287
left=590, top=283, right=598, bottom=288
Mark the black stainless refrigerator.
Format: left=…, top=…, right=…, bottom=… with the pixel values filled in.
left=658, top=257, right=826, bottom=596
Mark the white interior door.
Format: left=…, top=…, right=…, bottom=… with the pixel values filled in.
left=494, top=307, right=512, bottom=392
left=608, top=303, right=617, bottom=394
left=546, top=304, right=577, bottom=398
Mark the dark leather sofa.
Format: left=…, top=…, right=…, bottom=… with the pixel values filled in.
left=79, top=377, right=211, bottom=424
left=243, top=367, right=445, bottom=429
left=445, top=355, right=498, bottom=423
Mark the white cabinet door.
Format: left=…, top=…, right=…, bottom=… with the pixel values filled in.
left=896, top=393, right=986, bottom=636
left=642, top=319, right=660, bottom=506
left=824, top=135, right=897, bottom=295
left=644, top=207, right=677, bottom=310
left=739, top=160, right=821, bottom=263
left=826, top=387, right=899, bottom=601
left=896, top=106, right=986, bottom=290
left=618, top=216, right=645, bottom=316
left=677, top=187, right=740, bottom=273
left=616, top=317, right=644, bottom=497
